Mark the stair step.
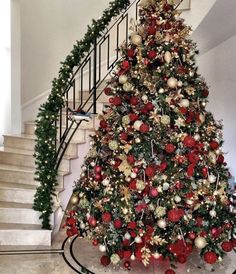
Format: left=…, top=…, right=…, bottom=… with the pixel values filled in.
left=0, top=147, right=70, bottom=172
left=0, top=164, right=66, bottom=187
left=0, top=223, right=52, bottom=245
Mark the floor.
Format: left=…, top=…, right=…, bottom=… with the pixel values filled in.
left=0, top=230, right=235, bottom=274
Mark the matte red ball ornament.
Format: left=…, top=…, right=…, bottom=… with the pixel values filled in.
left=113, top=96, right=122, bottom=106
left=104, top=87, right=112, bottom=95
left=203, top=251, right=218, bottom=264
left=147, top=25, right=157, bottom=35
left=113, top=218, right=122, bottom=229
left=148, top=50, right=157, bottom=59
left=127, top=48, right=135, bottom=58
left=177, top=254, right=187, bottom=264
left=149, top=187, right=158, bottom=197
left=165, top=143, right=176, bottom=154
left=210, top=141, right=219, bottom=150
left=145, top=166, right=155, bottom=178
left=202, top=167, right=208, bottom=177
left=183, top=135, right=196, bottom=148
left=130, top=96, right=139, bottom=106
left=168, top=208, right=184, bottom=222
left=129, top=113, right=139, bottom=121
left=146, top=102, right=154, bottom=111
left=88, top=216, right=97, bottom=227
left=102, top=212, right=112, bottom=223
left=127, top=154, right=135, bottom=165
left=94, top=165, right=102, bottom=173
left=121, top=60, right=130, bottom=70
left=124, top=250, right=132, bottom=259
left=100, top=120, right=107, bottom=129
left=221, top=241, right=233, bottom=252
left=140, top=123, right=150, bottom=133
left=100, top=255, right=111, bottom=266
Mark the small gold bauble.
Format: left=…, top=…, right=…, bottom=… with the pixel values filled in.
left=194, top=236, right=207, bottom=249
left=119, top=75, right=128, bottom=84
left=131, top=34, right=142, bottom=45
left=71, top=195, right=79, bottom=204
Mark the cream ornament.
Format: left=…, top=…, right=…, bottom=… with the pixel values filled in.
left=177, top=81, right=183, bottom=87
left=135, top=236, right=142, bottom=243
left=209, top=209, right=217, bottom=217
left=108, top=140, right=118, bottom=151
left=130, top=172, right=137, bottom=179
left=124, top=232, right=131, bottom=240
left=111, top=254, right=120, bottom=265
left=194, top=134, right=200, bottom=141
left=164, top=51, right=172, bottom=63
left=208, top=174, right=217, bottom=183
left=123, top=82, right=133, bottom=92
left=80, top=223, right=85, bottom=229
left=209, top=152, right=217, bottom=164
left=174, top=195, right=181, bottom=203
left=194, top=236, right=207, bottom=249
left=161, top=115, right=170, bottom=125
left=131, top=34, right=142, bottom=45
left=159, top=88, right=165, bottom=94
left=180, top=99, right=190, bottom=108
left=142, top=94, right=148, bottom=102
left=157, top=219, right=167, bottom=229
left=153, top=253, right=161, bottom=259
left=99, top=245, right=106, bottom=252
left=102, top=178, right=110, bottom=186
left=167, top=77, right=178, bottom=88
left=133, top=120, right=143, bottom=130
left=199, top=113, right=205, bottom=123
left=119, top=75, right=128, bottom=84
left=131, top=254, right=136, bottom=261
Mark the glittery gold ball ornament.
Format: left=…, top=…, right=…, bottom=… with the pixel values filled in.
left=164, top=51, right=172, bottom=63
left=194, top=236, right=207, bottom=249
left=167, top=77, right=178, bottom=88
left=133, top=120, right=143, bottom=130
left=122, top=115, right=130, bottom=125
left=70, top=195, right=79, bottom=204
left=180, top=99, right=190, bottom=108
left=131, top=34, right=142, bottom=45
left=123, top=82, right=133, bottom=92
left=108, top=140, right=118, bottom=151
left=161, top=115, right=170, bottom=125
left=119, top=75, right=128, bottom=84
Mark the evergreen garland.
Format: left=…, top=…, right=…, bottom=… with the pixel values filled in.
left=33, top=0, right=131, bottom=229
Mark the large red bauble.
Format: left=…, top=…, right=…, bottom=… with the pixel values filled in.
left=203, top=251, right=218, bottom=264
left=210, top=141, right=219, bottom=150
left=140, top=123, right=150, bottom=133
left=135, top=248, right=142, bottom=260
left=146, top=102, right=154, bottom=111
left=177, top=254, right=187, bottom=264
left=145, top=166, right=155, bottom=178
left=128, top=221, right=137, bottom=229
left=165, top=143, right=176, bottom=154
left=147, top=25, right=157, bottom=35
left=221, top=241, right=233, bottom=252
left=123, top=250, right=132, bottom=259
left=211, top=228, right=221, bottom=238
left=127, top=48, right=135, bottom=58
left=100, top=255, right=111, bottom=266
left=121, top=60, right=130, bottom=70
left=113, top=218, right=123, bottom=229
left=165, top=269, right=176, bottom=274
left=127, top=154, right=135, bottom=165
left=113, top=96, right=122, bottom=106
left=168, top=208, right=184, bottom=222
left=66, top=217, right=76, bottom=226
left=88, top=216, right=97, bottom=227
left=148, top=50, right=157, bottom=59
left=130, top=96, right=139, bottom=106
left=149, top=187, right=158, bottom=197
left=120, top=132, right=128, bottom=141
left=100, top=120, right=107, bottom=129
left=66, top=227, right=78, bottom=237
left=94, top=165, right=102, bottom=173
left=129, top=180, right=137, bottom=190
left=129, top=113, right=139, bottom=121
left=183, top=135, right=196, bottom=148
left=102, top=212, right=112, bottom=223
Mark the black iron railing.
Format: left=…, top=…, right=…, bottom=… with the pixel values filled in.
left=55, top=0, right=141, bottom=169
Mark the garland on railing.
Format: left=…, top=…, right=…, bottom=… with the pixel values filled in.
left=33, top=0, right=131, bottom=229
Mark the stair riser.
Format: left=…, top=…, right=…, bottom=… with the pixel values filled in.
left=4, top=136, right=34, bottom=151
left=0, top=208, right=42, bottom=225
left=25, top=124, right=86, bottom=143
left=0, top=230, right=51, bottom=245
left=0, top=188, right=36, bottom=204
left=0, top=152, right=70, bottom=172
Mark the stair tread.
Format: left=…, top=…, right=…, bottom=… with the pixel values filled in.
left=0, top=147, right=34, bottom=155
left=4, top=133, right=35, bottom=139
left=0, top=201, right=33, bottom=209
left=0, top=223, right=45, bottom=230
left=0, top=163, right=35, bottom=172
left=0, top=181, right=37, bottom=190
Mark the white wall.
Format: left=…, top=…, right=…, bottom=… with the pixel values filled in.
left=197, top=34, right=236, bottom=177
left=19, top=0, right=110, bottom=106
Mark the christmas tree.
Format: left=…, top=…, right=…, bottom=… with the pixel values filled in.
left=65, top=0, right=236, bottom=272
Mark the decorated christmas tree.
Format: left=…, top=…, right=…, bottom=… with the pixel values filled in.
left=65, top=0, right=236, bottom=272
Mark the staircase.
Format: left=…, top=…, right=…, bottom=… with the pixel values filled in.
left=0, top=92, right=107, bottom=246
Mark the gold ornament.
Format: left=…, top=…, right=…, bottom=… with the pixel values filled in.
left=108, top=140, right=118, bottom=151
left=157, top=219, right=167, bottom=229
left=164, top=51, right=172, bottom=63
left=119, top=75, right=128, bottom=84
left=167, top=77, right=178, bottom=88
left=131, top=34, right=142, bottom=45
left=161, top=115, right=170, bottom=125
left=180, top=99, right=190, bottom=108
left=123, top=82, right=133, bottom=92
left=70, top=195, right=79, bottom=204
left=122, top=115, right=130, bottom=125
left=194, top=236, right=207, bottom=249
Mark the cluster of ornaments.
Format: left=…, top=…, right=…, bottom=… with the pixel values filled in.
left=65, top=1, right=236, bottom=273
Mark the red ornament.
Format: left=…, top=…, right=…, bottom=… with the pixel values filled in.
left=202, top=89, right=209, bottom=97
left=133, top=167, right=139, bottom=173
left=177, top=254, right=187, bottom=264
left=145, top=166, right=155, bottom=178
left=148, top=50, right=157, bottom=59
left=221, top=241, right=233, bottom=252
left=127, top=154, right=135, bottom=165
left=165, top=144, right=176, bottom=154
left=121, top=60, right=130, bottom=70
left=113, top=96, right=122, bottom=106
left=180, top=107, right=188, bottom=114
left=202, top=167, right=208, bottom=177
left=130, top=96, right=139, bottom=106
left=129, top=180, right=137, bottom=190
left=163, top=22, right=172, bottom=30
left=203, top=251, right=218, bottom=264
left=104, top=87, right=112, bottom=96
left=127, top=48, right=135, bottom=58
left=123, top=250, right=132, bottom=259
left=100, top=120, right=107, bottom=129
left=183, top=135, right=196, bottom=148
left=165, top=269, right=176, bottom=274
left=88, top=216, right=97, bottom=227
left=92, top=239, right=99, bottom=246
left=94, top=165, right=102, bottom=173
left=128, top=221, right=137, bottom=229
left=145, top=103, right=153, bottom=112
left=116, top=250, right=124, bottom=259
left=95, top=173, right=102, bottom=181
left=124, top=261, right=131, bottom=269
left=140, top=123, right=150, bottom=133
left=135, top=248, right=142, bottom=260
left=100, top=255, right=111, bottom=266
left=129, top=112, right=139, bottom=121
left=210, top=141, right=219, bottom=150
left=217, top=154, right=224, bottom=164
left=149, top=187, right=158, bottom=197
left=188, top=232, right=196, bottom=240
left=187, top=163, right=195, bottom=177
left=66, top=227, right=78, bottom=237
left=175, top=181, right=183, bottom=189
left=168, top=208, right=184, bottom=222
left=114, top=218, right=123, bottom=229
left=102, top=212, right=112, bottom=223
left=66, top=217, right=76, bottom=226
left=211, top=228, right=221, bottom=238
left=120, top=132, right=128, bottom=141
left=160, top=161, right=167, bottom=171
left=147, top=25, right=157, bottom=35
